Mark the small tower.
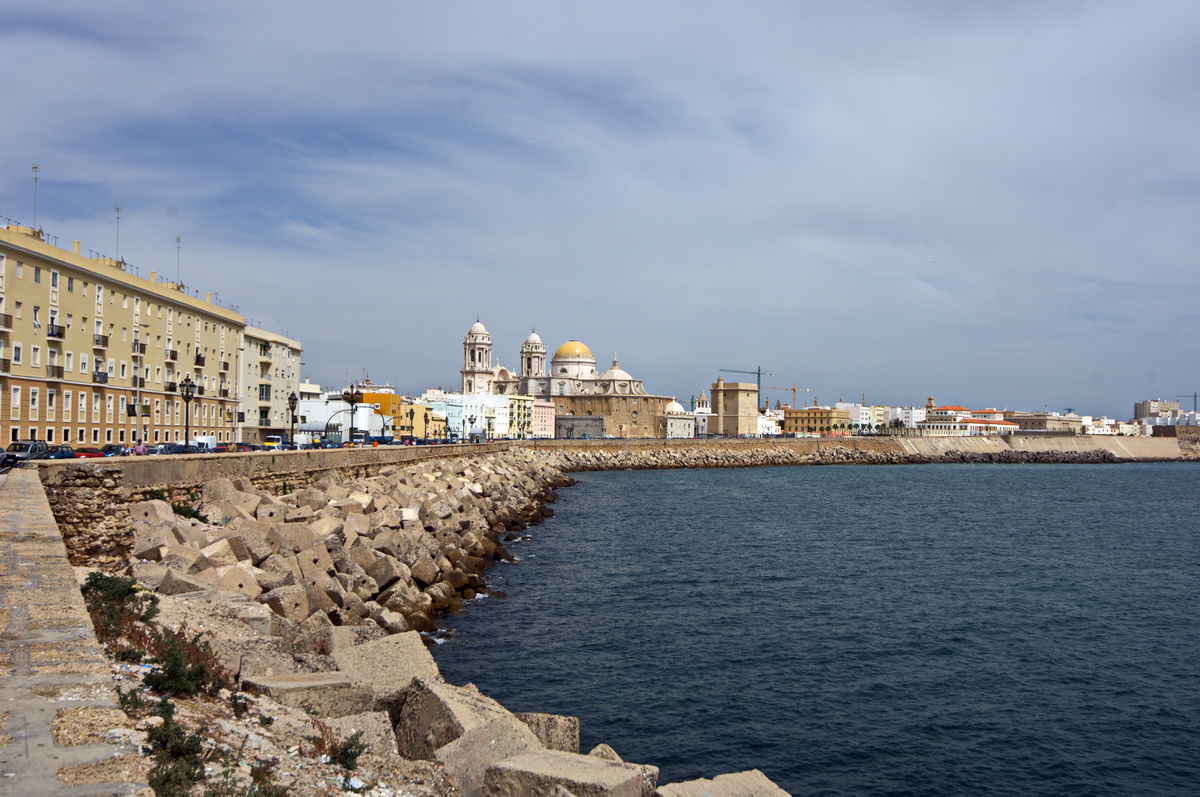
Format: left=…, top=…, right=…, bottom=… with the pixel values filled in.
left=461, top=321, right=494, bottom=394
left=520, top=330, right=546, bottom=379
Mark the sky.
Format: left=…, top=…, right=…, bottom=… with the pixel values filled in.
left=3, top=1, right=1198, bottom=420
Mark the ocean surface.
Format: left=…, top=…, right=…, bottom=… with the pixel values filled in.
left=430, top=462, right=1200, bottom=795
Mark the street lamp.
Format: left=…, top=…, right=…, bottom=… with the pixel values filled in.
left=407, top=408, right=415, bottom=439
left=342, top=384, right=363, bottom=446
left=464, top=414, right=477, bottom=443
left=179, top=376, right=196, bottom=444
left=288, top=391, right=298, bottom=446
left=423, top=412, right=429, bottom=440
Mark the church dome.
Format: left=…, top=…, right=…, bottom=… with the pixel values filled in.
left=666, top=399, right=686, bottom=414
left=554, top=340, right=593, bottom=359
left=468, top=321, right=488, bottom=335
left=599, top=356, right=632, bottom=381
left=524, top=331, right=543, bottom=346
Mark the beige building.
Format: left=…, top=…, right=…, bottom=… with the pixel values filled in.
left=240, top=326, right=302, bottom=443
left=782, top=404, right=853, bottom=436
left=709, top=377, right=759, bottom=437
left=1003, top=411, right=1083, bottom=434
left=1, top=224, right=249, bottom=446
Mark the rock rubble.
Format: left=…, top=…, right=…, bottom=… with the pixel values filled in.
left=118, top=448, right=789, bottom=795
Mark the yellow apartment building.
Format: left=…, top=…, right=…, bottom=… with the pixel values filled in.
left=1, top=222, right=298, bottom=447
left=782, top=405, right=853, bottom=436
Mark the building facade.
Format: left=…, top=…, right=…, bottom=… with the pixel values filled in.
left=709, top=377, right=759, bottom=436
left=1, top=223, right=250, bottom=446
left=240, top=326, right=302, bottom=444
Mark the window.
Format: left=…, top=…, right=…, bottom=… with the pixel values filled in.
left=50, top=270, right=59, bottom=288
left=9, top=388, right=19, bottom=420
left=80, top=354, right=88, bottom=372
left=120, top=362, right=127, bottom=378
left=67, top=276, right=74, bottom=292
left=46, top=428, right=54, bottom=442
left=77, top=429, right=84, bottom=443
left=31, top=346, right=40, bottom=367
left=12, top=344, right=21, bottom=364
left=65, top=352, right=73, bottom=371
left=34, top=266, right=40, bottom=283
left=15, top=262, right=21, bottom=278
left=30, top=389, right=39, bottom=416
left=47, top=390, right=56, bottom=415
left=64, top=391, right=71, bottom=421
left=33, top=306, right=40, bottom=325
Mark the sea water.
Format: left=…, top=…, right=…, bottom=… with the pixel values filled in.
left=431, top=462, right=1200, bottom=795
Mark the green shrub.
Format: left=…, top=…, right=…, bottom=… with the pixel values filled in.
left=146, top=698, right=206, bottom=797
left=329, top=730, right=368, bottom=771
left=81, top=572, right=159, bottom=661
left=143, top=624, right=230, bottom=698
left=171, top=503, right=209, bottom=523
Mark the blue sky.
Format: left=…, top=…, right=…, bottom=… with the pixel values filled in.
left=3, top=1, right=1198, bottom=418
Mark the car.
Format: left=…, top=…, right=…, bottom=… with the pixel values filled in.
left=147, top=444, right=175, bottom=455
left=74, top=447, right=107, bottom=458
left=44, top=444, right=78, bottom=460
left=101, top=444, right=126, bottom=457
left=3, top=440, right=50, bottom=467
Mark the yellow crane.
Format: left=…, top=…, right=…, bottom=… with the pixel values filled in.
left=764, top=384, right=809, bottom=409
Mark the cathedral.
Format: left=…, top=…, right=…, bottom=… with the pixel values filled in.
left=459, top=321, right=673, bottom=438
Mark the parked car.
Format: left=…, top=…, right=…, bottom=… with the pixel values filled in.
left=3, top=440, right=50, bottom=467
left=45, top=444, right=79, bottom=460
left=74, top=447, right=107, bottom=458
left=101, top=444, right=126, bottom=457
left=147, top=444, right=175, bottom=455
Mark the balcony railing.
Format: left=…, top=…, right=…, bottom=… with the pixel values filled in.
left=0, top=313, right=12, bottom=331
left=196, top=386, right=205, bottom=396
left=166, top=349, right=178, bottom=362
left=132, top=342, right=147, bottom=355
left=165, top=381, right=178, bottom=392
left=194, top=353, right=206, bottom=366
left=258, top=419, right=273, bottom=426
left=131, top=376, right=145, bottom=388
left=93, top=333, right=109, bottom=349
left=48, top=323, right=66, bottom=339
left=219, top=361, right=231, bottom=372
left=0, top=358, right=10, bottom=373
left=92, top=371, right=108, bottom=384
left=46, top=364, right=64, bottom=379
left=219, top=388, right=230, bottom=398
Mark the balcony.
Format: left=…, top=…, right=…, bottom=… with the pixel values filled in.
left=165, top=381, right=178, bottom=392
left=132, top=342, right=146, bottom=355
left=0, top=358, right=10, bottom=373
left=194, top=353, right=206, bottom=366
left=196, top=386, right=206, bottom=397
left=131, top=376, right=145, bottom=388
left=219, top=388, right=230, bottom=398
left=48, top=323, right=66, bottom=339
left=165, top=349, right=178, bottom=362
left=93, top=333, right=109, bottom=349
left=0, top=313, right=12, bottom=331
left=258, top=349, right=272, bottom=363
left=258, top=418, right=273, bottom=427
left=92, top=371, right=108, bottom=385
left=46, top=364, right=64, bottom=380
left=219, top=361, right=230, bottom=372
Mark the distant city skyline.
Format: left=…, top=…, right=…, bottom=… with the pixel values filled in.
left=3, top=2, right=1197, bottom=420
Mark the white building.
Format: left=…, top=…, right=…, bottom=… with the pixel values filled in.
left=239, top=326, right=302, bottom=444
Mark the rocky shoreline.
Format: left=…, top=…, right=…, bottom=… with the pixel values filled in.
left=56, top=442, right=1192, bottom=795
left=109, top=447, right=788, bottom=795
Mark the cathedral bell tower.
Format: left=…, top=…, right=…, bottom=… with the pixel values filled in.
left=461, top=321, right=494, bottom=394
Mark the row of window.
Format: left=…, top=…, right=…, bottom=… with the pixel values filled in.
left=9, top=426, right=232, bottom=445
left=5, top=386, right=227, bottom=424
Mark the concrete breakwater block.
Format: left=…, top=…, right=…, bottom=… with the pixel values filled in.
left=655, top=769, right=791, bottom=796
left=240, top=672, right=375, bottom=718
left=481, top=748, right=659, bottom=797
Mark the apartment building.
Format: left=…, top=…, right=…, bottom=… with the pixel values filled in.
left=240, top=326, right=302, bottom=443
left=1, top=224, right=246, bottom=446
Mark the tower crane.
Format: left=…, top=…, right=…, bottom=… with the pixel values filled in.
left=1177, top=393, right=1199, bottom=412
left=764, top=384, right=810, bottom=409
left=718, top=368, right=772, bottom=393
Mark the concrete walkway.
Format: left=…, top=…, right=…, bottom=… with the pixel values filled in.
left=0, top=466, right=148, bottom=795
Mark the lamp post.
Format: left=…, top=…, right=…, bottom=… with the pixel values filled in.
left=342, top=384, right=363, bottom=446
left=407, top=408, right=415, bottom=440
left=288, top=391, right=298, bottom=446
left=179, top=376, right=196, bottom=444
left=423, top=412, right=429, bottom=441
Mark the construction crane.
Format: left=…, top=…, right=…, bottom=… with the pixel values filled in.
left=1177, top=393, right=1199, bottom=412
left=765, top=384, right=810, bottom=408
left=718, top=368, right=772, bottom=393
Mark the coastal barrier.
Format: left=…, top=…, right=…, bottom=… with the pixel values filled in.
left=12, top=434, right=1190, bottom=794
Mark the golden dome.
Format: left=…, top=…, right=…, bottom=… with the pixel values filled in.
left=553, top=340, right=593, bottom=359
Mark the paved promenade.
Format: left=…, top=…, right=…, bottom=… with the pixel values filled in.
left=0, top=466, right=148, bottom=795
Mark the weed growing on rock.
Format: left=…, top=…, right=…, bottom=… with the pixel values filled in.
left=146, top=698, right=206, bottom=797
left=145, top=488, right=168, bottom=501
left=171, top=502, right=209, bottom=523
left=143, top=623, right=231, bottom=697
left=330, top=730, right=368, bottom=771
left=81, top=571, right=159, bottom=661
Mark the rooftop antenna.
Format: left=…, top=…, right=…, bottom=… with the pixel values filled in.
left=31, top=164, right=40, bottom=227
left=114, top=205, right=122, bottom=259
left=176, top=236, right=181, bottom=283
